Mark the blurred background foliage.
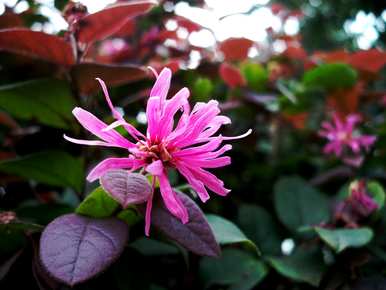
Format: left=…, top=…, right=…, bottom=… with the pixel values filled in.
left=0, top=0, right=386, bottom=289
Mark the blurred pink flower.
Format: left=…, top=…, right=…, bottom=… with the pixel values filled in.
left=350, top=180, right=378, bottom=216
left=334, top=180, right=378, bottom=226
left=319, top=113, right=376, bottom=166
left=65, top=67, right=251, bottom=235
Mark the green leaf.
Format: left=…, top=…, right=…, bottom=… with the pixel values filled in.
left=314, top=227, right=373, bottom=253
left=0, top=151, right=84, bottom=191
left=303, top=63, right=357, bottom=90
left=274, top=176, right=330, bottom=232
left=267, top=247, right=326, bottom=287
left=199, top=248, right=268, bottom=290
left=193, top=78, right=213, bottom=101
left=207, top=214, right=258, bottom=254
left=0, top=79, right=76, bottom=129
left=0, top=220, right=42, bottom=256
left=16, top=203, right=73, bottom=225
left=367, top=181, right=385, bottom=210
left=238, top=204, right=282, bottom=255
left=117, top=206, right=142, bottom=226
left=241, top=63, right=268, bottom=91
left=130, top=237, right=179, bottom=256
left=76, top=187, right=119, bottom=218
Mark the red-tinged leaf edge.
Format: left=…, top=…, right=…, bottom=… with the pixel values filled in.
left=76, top=0, right=158, bottom=44
left=0, top=28, right=75, bottom=66
left=150, top=192, right=221, bottom=257
left=39, top=213, right=129, bottom=286
left=71, top=62, right=148, bottom=95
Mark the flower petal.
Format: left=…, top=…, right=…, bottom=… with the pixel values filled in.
left=158, top=172, right=189, bottom=224
left=146, top=160, right=164, bottom=176
left=72, top=107, right=135, bottom=149
left=150, top=67, right=172, bottom=103
left=63, top=134, right=117, bottom=147
left=87, top=157, right=144, bottom=182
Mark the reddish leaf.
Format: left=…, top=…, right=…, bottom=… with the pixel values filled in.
left=113, top=19, right=137, bottom=38
left=39, top=214, right=129, bottom=286
left=219, top=63, right=246, bottom=88
left=312, top=49, right=350, bottom=64
left=0, top=11, right=23, bottom=29
left=76, top=0, right=158, bottom=44
left=327, top=82, right=364, bottom=116
left=71, top=62, right=148, bottom=95
left=100, top=170, right=152, bottom=208
left=283, top=112, right=308, bottom=130
left=150, top=192, right=221, bottom=257
left=349, top=49, right=386, bottom=74
left=219, top=38, right=254, bottom=61
left=283, top=45, right=307, bottom=61
left=0, top=28, right=75, bottom=66
left=174, top=16, right=202, bottom=33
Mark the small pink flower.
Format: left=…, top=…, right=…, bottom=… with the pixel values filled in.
left=319, top=113, right=376, bottom=166
left=334, top=180, right=378, bottom=226
left=65, top=67, right=251, bottom=235
left=350, top=180, right=378, bottom=216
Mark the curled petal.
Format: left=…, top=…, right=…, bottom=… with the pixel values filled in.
left=87, top=157, right=144, bottom=182
left=72, top=107, right=135, bottom=149
left=64, top=134, right=117, bottom=147
left=150, top=67, right=171, bottom=104
left=159, top=172, right=189, bottom=224
left=177, top=164, right=210, bottom=202
left=96, top=78, right=122, bottom=120
left=220, top=129, right=252, bottom=141
left=184, top=166, right=230, bottom=196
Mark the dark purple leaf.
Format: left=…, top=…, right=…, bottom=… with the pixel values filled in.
left=76, top=0, right=158, bottom=44
left=71, top=62, right=148, bottom=95
left=100, top=170, right=152, bottom=208
left=0, top=28, right=75, bottom=66
left=151, top=192, right=220, bottom=257
left=39, top=213, right=129, bottom=286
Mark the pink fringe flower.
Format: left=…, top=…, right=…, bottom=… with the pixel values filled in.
left=65, top=67, right=251, bottom=235
left=334, top=180, right=378, bottom=226
left=319, top=113, right=376, bottom=167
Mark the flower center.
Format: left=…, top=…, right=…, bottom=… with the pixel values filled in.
left=137, top=141, right=173, bottom=164
left=337, top=131, right=349, bottom=141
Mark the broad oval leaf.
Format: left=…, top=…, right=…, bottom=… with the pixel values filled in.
left=238, top=204, right=282, bottom=256
left=267, top=247, right=326, bottom=287
left=274, top=176, right=330, bottom=232
left=0, top=79, right=76, bottom=129
left=76, top=187, right=119, bottom=218
left=0, top=151, right=84, bottom=191
left=314, top=227, right=373, bottom=253
left=241, top=63, right=268, bottom=91
left=303, top=63, right=357, bottom=90
left=219, top=63, right=246, bottom=88
left=101, top=170, right=152, bottom=208
left=199, top=248, right=268, bottom=290
left=0, top=28, right=75, bottom=65
left=39, top=213, right=129, bottom=286
left=206, top=214, right=258, bottom=254
left=219, top=38, right=254, bottom=61
left=76, top=0, right=158, bottom=44
left=150, top=192, right=220, bottom=257
left=349, top=49, right=386, bottom=74
left=71, top=62, right=148, bottom=95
